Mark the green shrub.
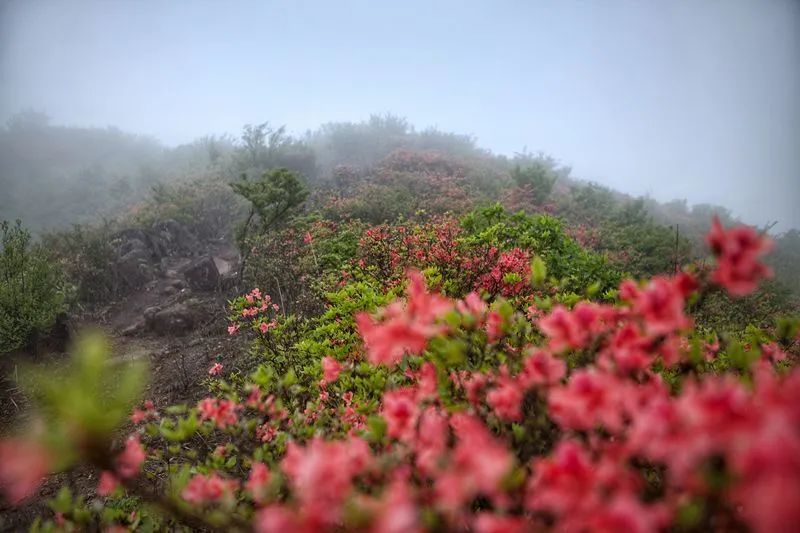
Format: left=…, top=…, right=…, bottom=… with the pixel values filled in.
left=0, top=220, right=66, bottom=353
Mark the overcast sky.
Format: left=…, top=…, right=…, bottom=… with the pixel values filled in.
left=1, top=0, right=798, bottom=229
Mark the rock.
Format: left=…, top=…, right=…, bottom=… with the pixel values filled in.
left=121, top=320, right=144, bottom=337
left=219, top=270, right=239, bottom=291
left=144, top=304, right=196, bottom=336
left=152, top=219, right=200, bottom=256
left=113, top=229, right=162, bottom=261
left=116, top=248, right=155, bottom=289
left=161, top=285, right=177, bottom=296
left=184, top=255, right=220, bottom=291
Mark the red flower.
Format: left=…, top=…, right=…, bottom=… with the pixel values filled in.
left=627, top=276, right=690, bottom=335
left=706, top=216, right=773, bottom=296
left=382, top=387, right=419, bottom=441
left=0, top=439, right=49, bottom=504
left=519, top=349, right=566, bottom=387
left=357, top=270, right=452, bottom=366
left=197, top=398, right=239, bottom=429
left=208, top=362, right=223, bottom=376
left=254, top=505, right=300, bottom=532
left=182, top=472, right=238, bottom=504
left=538, top=303, right=602, bottom=352
left=115, top=435, right=145, bottom=479
left=321, top=356, right=342, bottom=383
left=281, top=437, right=371, bottom=525
left=486, top=375, right=524, bottom=421
left=97, top=470, right=120, bottom=496
left=246, top=462, right=271, bottom=504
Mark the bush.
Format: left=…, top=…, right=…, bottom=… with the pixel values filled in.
left=2, top=216, right=799, bottom=533
left=0, top=220, right=66, bottom=353
left=42, top=222, right=121, bottom=305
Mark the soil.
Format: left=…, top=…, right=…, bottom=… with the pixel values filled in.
left=0, top=241, right=254, bottom=531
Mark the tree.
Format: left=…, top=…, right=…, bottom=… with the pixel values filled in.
left=231, top=168, right=309, bottom=285
left=0, top=220, right=65, bottom=353
left=510, top=154, right=564, bottom=206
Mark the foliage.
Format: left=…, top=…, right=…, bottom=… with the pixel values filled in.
left=0, top=220, right=66, bottom=353
left=233, top=123, right=317, bottom=183
left=461, top=204, right=620, bottom=296
left=2, top=113, right=800, bottom=532
left=3, top=217, right=800, bottom=532
left=231, top=167, right=309, bottom=285
left=132, top=175, right=244, bottom=241
left=509, top=159, right=560, bottom=205
left=243, top=218, right=364, bottom=316
left=41, top=222, right=121, bottom=305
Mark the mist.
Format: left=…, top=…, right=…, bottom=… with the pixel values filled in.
left=1, top=0, right=799, bottom=229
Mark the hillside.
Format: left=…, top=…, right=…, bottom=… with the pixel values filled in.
left=1, top=116, right=799, bottom=531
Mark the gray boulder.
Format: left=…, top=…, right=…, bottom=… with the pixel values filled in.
left=184, top=255, right=220, bottom=291
left=144, top=304, right=196, bottom=336
left=152, top=219, right=200, bottom=256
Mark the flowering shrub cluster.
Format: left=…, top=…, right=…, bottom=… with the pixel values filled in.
left=1, top=218, right=798, bottom=532
left=322, top=150, right=475, bottom=223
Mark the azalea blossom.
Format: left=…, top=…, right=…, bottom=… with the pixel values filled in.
left=0, top=439, right=49, bottom=504
left=706, top=216, right=773, bottom=296
left=182, top=472, right=239, bottom=505
left=115, top=435, right=146, bottom=479
left=356, top=270, right=452, bottom=366
left=97, top=470, right=120, bottom=496
left=321, top=356, right=342, bottom=383
left=197, top=398, right=239, bottom=429
left=246, top=462, right=271, bottom=504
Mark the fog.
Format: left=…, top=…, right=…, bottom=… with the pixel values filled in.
left=1, top=0, right=799, bottom=229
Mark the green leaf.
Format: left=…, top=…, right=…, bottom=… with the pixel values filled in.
left=531, top=256, right=547, bottom=286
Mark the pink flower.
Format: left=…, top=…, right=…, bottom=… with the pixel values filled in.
left=706, top=216, right=773, bottom=296
left=130, top=399, right=157, bottom=424
left=181, top=472, right=238, bottom=504
left=627, top=276, right=690, bottom=335
left=357, top=270, right=452, bottom=366
left=474, top=513, right=528, bottom=533
left=456, top=291, right=487, bottom=320
left=538, top=303, right=602, bottom=352
left=254, top=505, right=299, bottom=532
left=477, top=248, right=531, bottom=297
left=197, top=398, right=239, bottom=429
left=485, top=310, right=505, bottom=343
left=115, top=435, right=145, bottom=479
left=259, top=320, right=277, bottom=334
left=414, top=407, right=449, bottom=476
left=382, top=387, right=419, bottom=441
left=227, top=324, right=240, bottom=335
left=526, top=439, right=595, bottom=516
left=486, top=376, right=524, bottom=421
left=370, top=478, right=419, bottom=533
left=246, top=462, right=271, bottom=504
left=321, top=356, right=342, bottom=383
left=0, top=439, right=49, bottom=504
left=548, top=369, right=624, bottom=432
left=97, top=470, right=120, bottom=496
left=519, top=349, right=566, bottom=387
left=281, top=437, right=371, bottom=525
left=257, top=423, right=278, bottom=443
left=303, top=232, right=313, bottom=244
left=208, top=362, right=223, bottom=376
left=602, top=323, right=654, bottom=373
left=435, top=414, right=514, bottom=512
